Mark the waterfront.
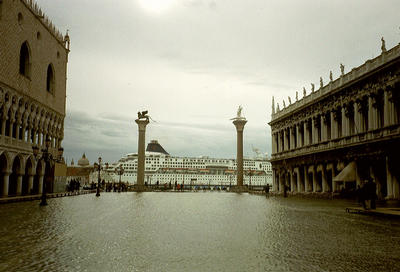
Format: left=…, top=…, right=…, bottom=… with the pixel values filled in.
left=1, top=193, right=399, bottom=272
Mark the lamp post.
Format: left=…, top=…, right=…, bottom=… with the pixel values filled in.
left=115, top=165, right=124, bottom=192
left=93, top=157, right=102, bottom=197
left=32, top=136, right=64, bottom=206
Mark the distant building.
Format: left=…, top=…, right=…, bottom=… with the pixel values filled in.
left=269, top=41, right=400, bottom=199
left=106, top=140, right=272, bottom=186
left=0, top=0, right=70, bottom=197
left=66, top=154, right=92, bottom=185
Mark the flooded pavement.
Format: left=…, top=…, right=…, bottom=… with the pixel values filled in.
left=0, top=192, right=399, bottom=271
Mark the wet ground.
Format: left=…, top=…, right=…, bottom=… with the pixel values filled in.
left=1, top=192, right=399, bottom=271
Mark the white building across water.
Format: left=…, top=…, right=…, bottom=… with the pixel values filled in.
left=105, top=140, right=272, bottom=187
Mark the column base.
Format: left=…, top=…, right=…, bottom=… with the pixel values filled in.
left=229, top=186, right=248, bottom=193
left=132, top=185, right=151, bottom=192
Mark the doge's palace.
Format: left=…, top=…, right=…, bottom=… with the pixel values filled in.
left=0, top=0, right=70, bottom=197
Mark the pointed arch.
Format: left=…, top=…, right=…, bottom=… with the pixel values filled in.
left=19, top=41, right=31, bottom=78
left=46, top=64, right=55, bottom=94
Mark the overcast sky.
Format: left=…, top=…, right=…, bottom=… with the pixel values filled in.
left=36, top=0, right=400, bottom=164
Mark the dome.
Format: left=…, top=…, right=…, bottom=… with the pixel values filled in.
left=78, top=153, right=90, bottom=166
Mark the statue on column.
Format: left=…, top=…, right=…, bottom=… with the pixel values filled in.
left=311, top=83, right=315, bottom=93
left=381, top=37, right=387, bottom=53
left=340, top=63, right=345, bottom=76
left=137, top=110, right=150, bottom=121
left=320, top=77, right=323, bottom=88
left=237, top=105, right=243, bottom=118
left=329, top=71, right=333, bottom=82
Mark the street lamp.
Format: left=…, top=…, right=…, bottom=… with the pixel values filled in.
left=32, top=136, right=64, bottom=206
left=115, top=165, right=124, bottom=192
left=93, top=157, right=102, bottom=197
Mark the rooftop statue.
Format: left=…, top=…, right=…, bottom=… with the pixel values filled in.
left=381, top=37, right=387, bottom=52
left=277, top=103, right=280, bottom=111
left=320, top=77, right=323, bottom=88
left=329, top=71, right=333, bottom=82
left=282, top=100, right=286, bottom=108
left=296, top=91, right=298, bottom=101
left=303, top=87, right=306, bottom=97
left=340, top=63, right=345, bottom=76
left=288, top=96, right=291, bottom=104
left=311, top=83, right=315, bottom=92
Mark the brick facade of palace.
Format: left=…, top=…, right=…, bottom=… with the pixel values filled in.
left=0, top=0, right=70, bottom=197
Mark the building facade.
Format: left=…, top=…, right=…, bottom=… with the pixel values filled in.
left=106, top=140, right=273, bottom=187
left=269, top=41, right=400, bottom=199
left=0, top=0, right=70, bottom=197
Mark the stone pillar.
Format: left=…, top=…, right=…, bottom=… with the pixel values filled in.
left=290, top=127, right=295, bottom=149
left=296, top=124, right=301, bottom=147
left=303, top=122, right=308, bottom=145
left=311, top=118, right=316, bottom=144
left=2, top=172, right=10, bottom=197
left=27, top=127, right=31, bottom=143
left=28, top=175, right=34, bottom=194
left=135, top=119, right=150, bottom=190
left=283, top=129, right=288, bottom=151
left=1, top=119, right=6, bottom=137
left=38, top=175, right=44, bottom=194
left=233, top=119, right=247, bottom=188
left=304, top=165, right=310, bottom=192
left=272, top=169, right=277, bottom=192
left=341, top=107, right=347, bottom=137
left=279, top=172, right=285, bottom=192
left=321, top=166, right=329, bottom=192
left=16, top=174, right=23, bottom=196
left=9, top=120, right=13, bottom=138
left=38, top=131, right=42, bottom=146
left=15, top=122, right=20, bottom=140
left=290, top=170, right=295, bottom=192
left=294, top=167, right=300, bottom=192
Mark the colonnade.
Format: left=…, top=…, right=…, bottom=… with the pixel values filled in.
left=272, top=85, right=400, bottom=154
left=0, top=151, right=46, bottom=197
left=272, top=156, right=400, bottom=199
left=0, top=87, right=64, bottom=150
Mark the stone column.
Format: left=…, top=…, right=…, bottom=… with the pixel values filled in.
left=303, top=122, right=308, bottom=145
left=16, top=174, right=23, bottom=196
left=321, top=166, right=329, bottom=192
left=296, top=124, right=301, bottom=148
left=311, top=118, right=316, bottom=144
left=1, top=119, right=6, bottom=137
left=341, top=107, right=347, bottom=137
left=290, top=170, right=295, bottom=192
left=294, top=167, right=300, bottom=192
left=2, top=172, right=10, bottom=197
left=272, top=169, right=277, bottom=191
left=233, top=119, right=247, bottom=188
left=38, top=175, right=44, bottom=194
left=283, top=129, right=288, bottom=151
left=28, top=175, right=34, bottom=194
left=330, top=111, right=336, bottom=139
left=304, top=165, right=310, bottom=192
left=135, top=119, right=150, bottom=190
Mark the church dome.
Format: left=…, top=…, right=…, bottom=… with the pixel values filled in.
left=78, top=153, right=90, bottom=166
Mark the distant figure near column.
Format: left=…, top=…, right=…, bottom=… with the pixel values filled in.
left=135, top=110, right=150, bottom=191
left=231, top=106, right=247, bottom=190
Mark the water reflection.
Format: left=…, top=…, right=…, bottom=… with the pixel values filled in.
left=1, top=193, right=399, bottom=271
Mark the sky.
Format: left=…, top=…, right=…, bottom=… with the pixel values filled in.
left=35, top=0, right=400, bottom=165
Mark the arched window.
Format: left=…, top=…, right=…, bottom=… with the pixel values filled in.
left=19, top=42, right=31, bottom=77
left=46, top=64, right=55, bottom=93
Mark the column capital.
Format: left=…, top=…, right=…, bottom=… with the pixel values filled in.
left=135, top=119, right=150, bottom=131
left=232, top=119, right=247, bottom=132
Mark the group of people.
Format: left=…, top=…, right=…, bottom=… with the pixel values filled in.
left=356, top=179, right=377, bottom=210
left=66, top=179, right=81, bottom=192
